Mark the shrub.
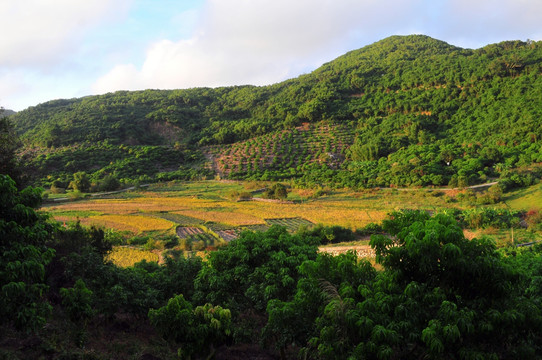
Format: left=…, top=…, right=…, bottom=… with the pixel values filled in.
left=263, top=183, right=288, bottom=200
left=525, top=208, right=542, bottom=230
left=50, top=184, right=66, bottom=194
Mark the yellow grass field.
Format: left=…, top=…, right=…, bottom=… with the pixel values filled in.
left=41, top=180, right=542, bottom=267
left=42, top=181, right=448, bottom=235
left=86, top=215, right=175, bottom=233
left=107, top=247, right=160, bottom=267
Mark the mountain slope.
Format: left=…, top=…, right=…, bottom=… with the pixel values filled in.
left=10, top=35, right=542, bottom=188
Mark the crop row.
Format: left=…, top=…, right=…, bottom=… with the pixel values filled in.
left=265, top=217, right=314, bottom=232
left=176, top=226, right=205, bottom=239
left=207, top=124, right=355, bottom=177
left=216, top=229, right=239, bottom=242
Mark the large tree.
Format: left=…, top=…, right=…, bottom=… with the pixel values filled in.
left=0, top=175, right=55, bottom=332
left=0, top=109, right=22, bottom=183
left=278, top=211, right=542, bottom=359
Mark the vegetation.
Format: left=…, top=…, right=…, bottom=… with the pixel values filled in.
left=9, top=35, right=542, bottom=189
left=2, top=34, right=542, bottom=358
left=0, top=175, right=55, bottom=332
left=1, top=174, right=542, bottom=359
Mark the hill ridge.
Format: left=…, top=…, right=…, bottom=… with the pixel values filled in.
left=8, top=34, right=542, bottom=189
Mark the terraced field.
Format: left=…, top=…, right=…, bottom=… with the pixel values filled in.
left=265, top=217, right=314, bottom=232
left=216, top=229, right=240, bottom=242
left=176, top=226, right=206, bottom=239
left=206, top=124, right=355, bottom=177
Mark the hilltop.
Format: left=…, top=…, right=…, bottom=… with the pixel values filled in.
left=9, top=35, right=542, bottom=189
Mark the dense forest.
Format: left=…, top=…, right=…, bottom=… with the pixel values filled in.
left=8, top=35, right=542, bottom=190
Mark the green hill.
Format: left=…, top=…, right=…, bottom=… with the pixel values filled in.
left=10, top=35, right=542, bottom=188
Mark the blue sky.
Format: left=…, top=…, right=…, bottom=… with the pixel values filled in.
left=1, top=0, right=541, bottom=111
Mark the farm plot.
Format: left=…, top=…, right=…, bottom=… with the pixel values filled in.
left=154, top=212, right=205, bottom=226
left=176, top=226, right=205, bottom=239
left=107, top=246, right=160, bottom=267
left=265, top=217, right=314, bottom=232
left=176, top=226, right=220, bottom=248
left=216, top=229, right=240, bottom=242
left=85, top=215, right=175, bottom=234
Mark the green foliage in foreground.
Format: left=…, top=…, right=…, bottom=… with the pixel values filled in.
left=2, top=176, right=542, bottom=359
left=149, top=295, right=232, bottom=359
left=194, top=226, right=320, bottom=314
left=265, top=212, right=542, bottom=359
left=0, top=175, right=55, bottom=332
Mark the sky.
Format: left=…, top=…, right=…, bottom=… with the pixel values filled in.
left=1, top=0, right=541, bottom=111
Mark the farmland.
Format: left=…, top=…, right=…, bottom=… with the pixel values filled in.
left=43, top=180, right=450, bottom=235
left=39, top=179, right=541, bottom=267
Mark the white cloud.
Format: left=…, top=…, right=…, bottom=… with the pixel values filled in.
left=94, top=0, right=542, bottom=95
left=93, top=0, right=417, bottom=93
left=418, top=0, right=542, bottom=48
left=5, top=0, right=542, bottom=110
left=0, top=0, right=131, bottom=68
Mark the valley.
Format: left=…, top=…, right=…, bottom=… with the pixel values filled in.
left=42, top=180, right=541, bottom=267
left=2, top=34, right=542, bottom=359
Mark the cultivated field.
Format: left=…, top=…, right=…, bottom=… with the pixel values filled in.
left=44, top=181, right=450, bottom=235
left=42, top=180, right=541, bottom=266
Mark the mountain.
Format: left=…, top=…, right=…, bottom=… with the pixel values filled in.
left=10, top=35, right=542, bottom=188
left=1, top=108, right=16, bottom=116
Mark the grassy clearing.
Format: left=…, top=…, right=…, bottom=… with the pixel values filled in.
left=505, top=183, right=542, bottom=211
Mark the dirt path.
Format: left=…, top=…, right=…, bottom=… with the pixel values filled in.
left=319, top=245, right=375, bottom=257
left=391, top=181, right=499, bottom=191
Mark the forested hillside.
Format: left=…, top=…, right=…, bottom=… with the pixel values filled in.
left=10, top=35, right=542, bottom=188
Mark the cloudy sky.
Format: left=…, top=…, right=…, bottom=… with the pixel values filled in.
left=1, top=0, right=541, bottom=111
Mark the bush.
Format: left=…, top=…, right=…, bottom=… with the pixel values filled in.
left=263, top=183, right=288, bottom=200
left=164, top=236, right=179, bottom=249
left=298, top=224, right=356, bottom=244
left=50, top=184, right=66, bottom=194
left=239, top=192, right=252, bottom=200
left=68, top=190, right=85, bottom=200
left=356, top=222, right=383, bottom=236
left=148, top=294, right=232, bottom=359
left=525, top=208, right=542, bottom=230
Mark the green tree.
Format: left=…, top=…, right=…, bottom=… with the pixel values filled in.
left=148, top=294, right=232, bottom=359
left=263, top=183, right=288, bottom=200
left=69, top=171, right=91, bottom=192
left=0, top=175, right=55, bottom=332
left=98, top=174, right=120, bottom=192
left=264, top=251, right=375, bottom=358
left=349, top=138, right=380, bottom=161
left=60, top=279, right=94, bottom=347
left=195, top=226, right=319, bottom=313
left=0, top=111, right=22, bottom=184
left=304, top=213, right=542, bottom=359
left=60, top=279, right=94, bottom=323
